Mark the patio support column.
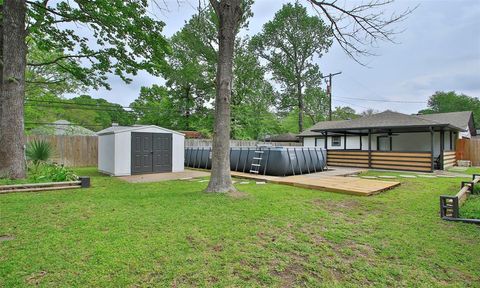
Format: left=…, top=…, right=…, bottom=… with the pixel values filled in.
left=440, top=130, right=445, bottom=170
left=449, top=131, right=453, bottom=150
left=430, top=127, right=434, bottom=172
left=344, top=132, right=347, bottom=150
left=359, top=134, right=362, bottom=150
left=389, top=130, right=393, bottom=151
left=324, top=131, right=328, bottom=150
left=368, top=129, right=372, bottom=168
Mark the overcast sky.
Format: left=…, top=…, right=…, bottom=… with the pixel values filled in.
left=72, top=0, right=480, bottom=115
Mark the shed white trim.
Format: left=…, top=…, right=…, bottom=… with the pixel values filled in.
left=97, top=125, right=185, bottom=136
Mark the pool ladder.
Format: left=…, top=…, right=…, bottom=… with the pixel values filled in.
left=249, top=150, right=264, bottom=174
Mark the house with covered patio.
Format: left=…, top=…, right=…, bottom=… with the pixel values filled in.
left=299, top=111, right=476, bottom=172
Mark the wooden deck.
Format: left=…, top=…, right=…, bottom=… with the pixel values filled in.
left=231, top=172, right=400, bottom=196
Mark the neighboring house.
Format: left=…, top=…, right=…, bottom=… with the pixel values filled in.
left=264, top=133, right=300, bottom=143
left=298, top=110, right=476, bottom=171
left=30, top=120, right=96, bottom=136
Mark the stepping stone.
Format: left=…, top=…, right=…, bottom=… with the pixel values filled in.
left=418, top=175, right=436, bottom=178
left=378, top=175, right=397, bottom=179
left=348, top=174, right=358, bottom=177
left=180, top=177, right=193, bottom=180
left=256, top=181, right=267, bottom=185
left=399, top=175, right=416, bottom=178
left=239, top=181, right=250, bottom=184
left=361, top=176, right=378, bottom=179
left=437, top=175, right=455, bottom=178
left=198, top=180, right=209, bottom=182
left=450, top=167, right=467, bottom=172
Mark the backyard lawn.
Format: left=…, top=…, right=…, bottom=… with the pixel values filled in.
left=1, top=168, right=479, bottom=287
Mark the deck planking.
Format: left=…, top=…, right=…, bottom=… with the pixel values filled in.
left=231, top=172, right=400, bottom=196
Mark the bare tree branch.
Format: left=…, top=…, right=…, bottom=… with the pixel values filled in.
left=307, top=0, right=417, bottom=65
left=27, top=52, right=104, bottom=67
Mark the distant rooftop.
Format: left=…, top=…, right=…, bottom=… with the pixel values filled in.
left=30, top=120, right=96, bottom=136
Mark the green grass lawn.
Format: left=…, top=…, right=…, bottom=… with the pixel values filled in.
left=1, top=168, right=479, bottom=287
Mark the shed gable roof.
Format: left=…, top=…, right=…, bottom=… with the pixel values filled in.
left=97, top=125, right=184, bottom=136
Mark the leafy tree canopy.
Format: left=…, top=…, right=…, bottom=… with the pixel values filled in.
left=25, top=0, right=171, bottom=90
left=331, top=106, right=358, bottom=121
left=418, top=91, right=480, bottom=126
left=251, top=2, right=333, bottom=132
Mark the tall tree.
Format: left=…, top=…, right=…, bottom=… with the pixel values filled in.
left=303, top=86, right=329, bottom=124
left=419, top=91, right=480, bottom=126
left=0, top=0, right=170, bottom=178
left=251, top=2, right=333, bottom=132
left=164, top=9, right=217, bottom=130
left=206, top=0, right=250, bottom=193
left=205, top=0, right=412, bottom=192
left=231, top=39, right=279, bottom=140
left=0, top=0, right=27, bottom=178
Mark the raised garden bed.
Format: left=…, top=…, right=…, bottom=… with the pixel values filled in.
left=0, top=177, right=90, bottom=194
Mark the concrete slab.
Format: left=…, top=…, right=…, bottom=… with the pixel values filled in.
left=119, top=169, right=210, bottom=183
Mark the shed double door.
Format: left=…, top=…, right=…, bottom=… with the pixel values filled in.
left=131, top=132, right=172, bottom=174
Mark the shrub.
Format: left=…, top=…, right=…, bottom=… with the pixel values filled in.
left=26, top=140, right=53, bottom=164
left=29, top=163, right=78, bottom=183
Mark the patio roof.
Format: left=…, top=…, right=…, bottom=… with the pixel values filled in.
left=299, top=111, right=465, bottom=136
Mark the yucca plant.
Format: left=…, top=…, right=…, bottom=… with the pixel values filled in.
left=26, top=140, right=53, bottom=165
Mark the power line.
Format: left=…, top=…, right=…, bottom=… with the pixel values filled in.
left=25, top=99, right=166, bottom=113
left=24, top=103, right=133, bottom=113
left=25, top=122, right=104, bottom=127
left=26, top=99, right=131, bottom=109
left=334, top=99, right=371, bottom=110
left=337, top=96, right=426, bottom=104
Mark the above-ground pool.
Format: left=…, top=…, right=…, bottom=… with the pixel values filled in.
left=185, top=146, right=327, bottom=176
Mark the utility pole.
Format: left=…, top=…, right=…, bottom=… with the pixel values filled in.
left=321, top=72, right=342, bottom=121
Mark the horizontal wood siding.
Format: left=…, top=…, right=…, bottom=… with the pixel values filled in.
left=327, top=150, right=433, bottom=172
left=370, top=151, right=432, bottom=172
left=26, top=135, right=98, bottom=167
left=443, top=151, right=456, bottom=169
left=327, top=150, right=369, bottom=168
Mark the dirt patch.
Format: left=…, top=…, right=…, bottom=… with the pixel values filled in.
left=0, top=235, right=15, bottom=242
left=270, top=253, right=309, bottom=287
left=227, top=190, right=249, bottom=199
left=26, top=271, right=47, bottom=285
left=211, top=243, right=224, bottom=252
left=312, top=199, right=361, bottom=210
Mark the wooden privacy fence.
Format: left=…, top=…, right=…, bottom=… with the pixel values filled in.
left=456, top=138, right=480, bottom=166
left=185, top=139, right=301, bottom=147
left=26, top=135, right=98, bottom=167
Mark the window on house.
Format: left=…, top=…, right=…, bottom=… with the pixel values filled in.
left=331, top=136, right=341, bottom=147
left=377, top=136, right=391, bottom=151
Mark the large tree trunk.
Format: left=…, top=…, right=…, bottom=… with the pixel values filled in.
left=0, top=0, right=27, bottom=179
left=297, top=80, right=304, bottom=132
left=0, top=4, right=3, bottom=133
left=206, top=0, right=242, bottom=193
